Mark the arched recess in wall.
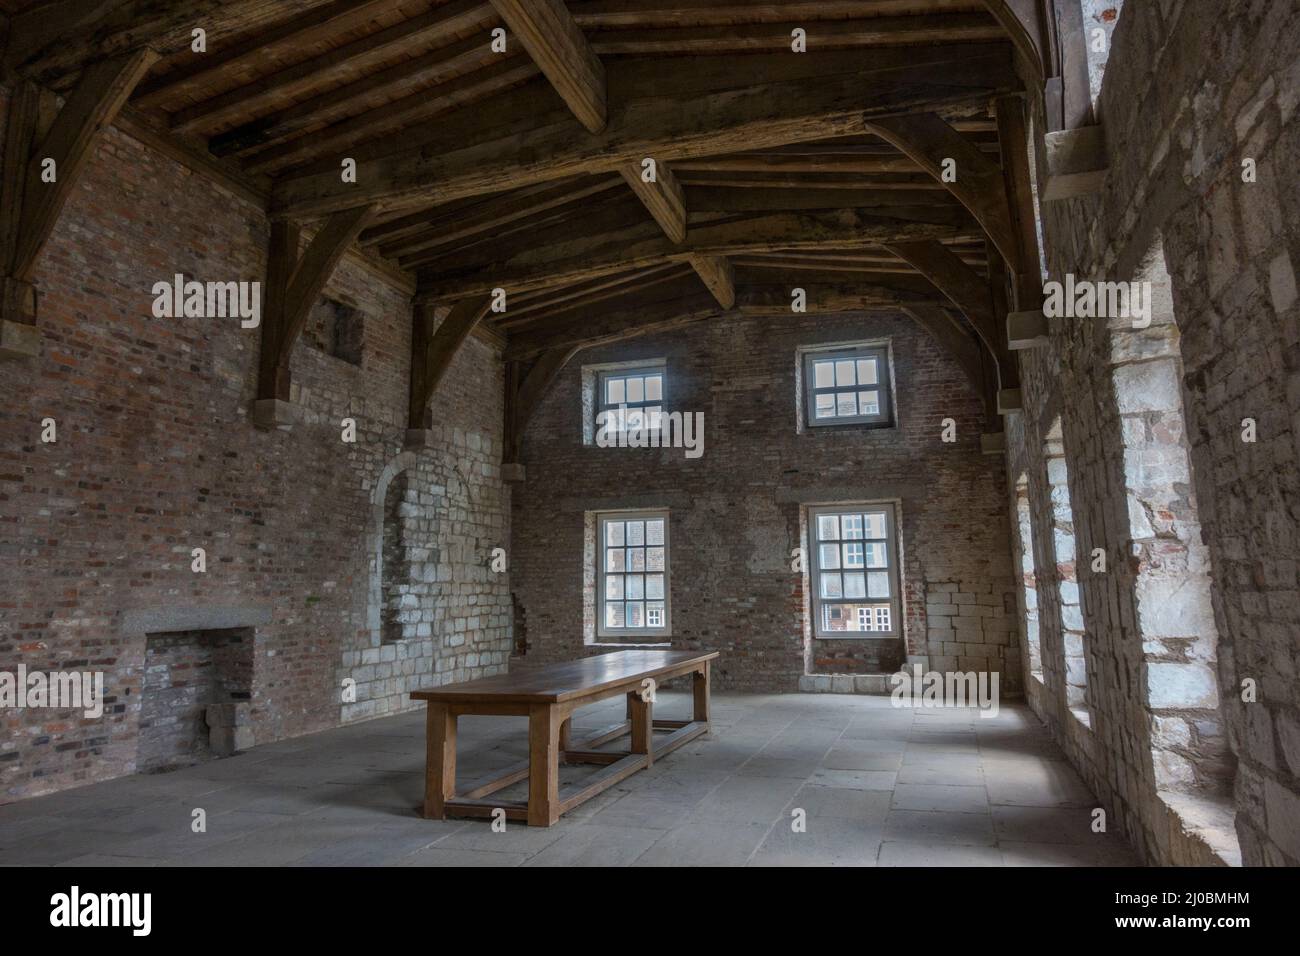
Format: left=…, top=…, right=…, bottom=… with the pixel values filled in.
left=1044, top=417, right=1090, bottom=722
left=368, top=451, right=422, bottom=647
left=1110, top=239, right=1234, bottom=796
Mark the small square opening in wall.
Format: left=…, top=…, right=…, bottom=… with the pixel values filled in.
left=797, top=342, right=895, bottom=431
left=305, top=296, right=364, bottom=366
left=581, top=358, right=667, bottom=444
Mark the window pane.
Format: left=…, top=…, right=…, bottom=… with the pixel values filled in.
left=628, top=548, right=646, bottom=571
left=606, top=521, right=625, bottom=546
left=627, top=521, right=645, bottom=546
left=626, top=409, right=645, bottom=431
left=863, top=512, right=887, bottom=538
left=605, top=575, right=624, bottom=600
left=841, top=514, right=864, bottom=539
left=817, top=515, right=839, bottom=541
left=843, top=573, right=867, bottom=598
left=842, top=542, right=864, bottom=568
left=646, top=574, right=664, bottom=599
left=626, top=574, right=645, bottom=599
left=858, top=391, right=879, bottom=416
left=646, top=519, right=665, bottom=546
left=835, top=393, right=857, bottom=417
left=647, top=602, right=665, bottom=627
left=835, top=360, right=856, bottom=387
left=819, top=543, right=840, bottom=570
left=814, top=360, right=835, bottom=388
left=865, top=542, right=888, bottom=568
left=606, top=548, right=625, bottom=572
left=606, top=378, right=624, bottom=404
left=867, top=572, right=890, bottom=598
left=820, top=573, right=843, bottom=599
left=814, top=394, right=836, bottom=418
left=645, top=374, right=662, bottom=401
left=646, top=546, right=665, bottom=571
left=626, top=377, right=644, bottom=403
left=605, top=602, right=625, bottom=628
left=626, top=602, right=645, bottom=627
left=856, top=358, right=878, bottom=385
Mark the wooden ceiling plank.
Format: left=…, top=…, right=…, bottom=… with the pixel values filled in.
left=131, top=0, right=407, bottom=110
left=171, top=1, right=495, bottom=135
left=271, top=44, right=1019, bottom=218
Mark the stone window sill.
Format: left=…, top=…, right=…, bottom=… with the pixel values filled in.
left=1157, top=791, right=1242, bottom=866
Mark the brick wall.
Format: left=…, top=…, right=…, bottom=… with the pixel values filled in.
left=1006, top=0, right=1299, bottom=865
left=0, top=92, right=512, bottom=801
left=510, top=309, right=1017, bottom=693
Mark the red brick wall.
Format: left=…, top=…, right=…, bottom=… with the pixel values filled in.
left=0, top=90, right=512, bottom=801
left=510, top=310, right=1018, bottom=692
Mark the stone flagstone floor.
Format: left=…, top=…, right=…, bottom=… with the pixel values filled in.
left=0, top=691, right=1139, bottom=866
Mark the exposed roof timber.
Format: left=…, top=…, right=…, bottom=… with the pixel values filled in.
left=499, top=263, right=695, bottom=327
left=169, top=2, right=499, bottom=135
left=130, top=0, right=412, bottom=110
left=206, top=31, right=508, bottom=157
left=490, top=0, right=606, bottom=133
left=271, top=43, right=1020, bottom=217
left=416, top=205, right=984, bottom=300
left=567, top=1, right=991, bottom=29
left=504, top=274, right=946, bottom=360
left=239, top=57, right=541, bottom=176
left=582, top=13, right=1004, bottom=54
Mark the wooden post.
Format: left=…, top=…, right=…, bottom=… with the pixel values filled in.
left=423, top=703, right=456, bottom=819
left=527, top=703, right=561, bottom=826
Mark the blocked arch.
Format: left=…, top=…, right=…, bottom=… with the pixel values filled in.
left=367, top=450, right=422, bottom=646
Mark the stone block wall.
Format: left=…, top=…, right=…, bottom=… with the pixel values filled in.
left=510, top=309, right=1017, bottom=692
left=0, top=92, right=512, bottom=801
left=1006, top=0, right=1299, bottom=865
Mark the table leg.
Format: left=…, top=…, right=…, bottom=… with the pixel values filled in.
left=528, top=703, right=561, bottom=826
left=423, top=702, right=456, bottom=819
left=628, top=690, right=653, bottom=765
left=693, top=661, right=711, bottom=727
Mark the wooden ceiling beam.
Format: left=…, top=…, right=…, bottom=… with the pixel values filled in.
left=568, top=1, right=988, bottom=29
left=271, top=44, right=1019, bottom=218
left=408, top=294, right=494, bottom=431
left=865, top=111, right=1018, bottom=269
left=417, top=204, right=981, bottom=300
left=490, top=0, right=607, bottom=133
left=620, top=162, right=687, bottom=244
left=583, top=14, right=1004, bottom=54
left=883, top=238, right=1019, bottom=400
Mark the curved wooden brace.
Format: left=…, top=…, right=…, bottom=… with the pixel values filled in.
left=884, top=239, right=1019, bottom=398
left=982, top=0, right=1049, bottom=83
left=900, top=304, right=993, bottom=419
left=865, top=113, right=1018, bottom=271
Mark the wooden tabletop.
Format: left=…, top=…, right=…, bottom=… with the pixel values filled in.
left=410, top=649, right=718, bottom=704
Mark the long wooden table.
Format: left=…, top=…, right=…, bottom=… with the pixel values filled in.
left=410, top=649, right=718, bottom=827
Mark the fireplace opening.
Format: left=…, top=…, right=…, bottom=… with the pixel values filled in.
left=138, top=627, right=254, bottom=773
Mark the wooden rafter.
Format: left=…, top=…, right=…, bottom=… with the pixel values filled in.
left=490, top=0, right=606, bottom=133
left=865, top=112, right=1018, bottom=271
left=271, top=44, right=1019, bottom=217
left=417, top=205, right=981, bottom=300
left=883, top=238, right=1020, bottom=406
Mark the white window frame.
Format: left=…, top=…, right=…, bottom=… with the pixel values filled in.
left=801, top=343, right=894, bottom=428
left=596, top=510, right=671, bottom=640
left=808, top=502, right=902, bottom=639
left=596, top=365, right=665, bottom=438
